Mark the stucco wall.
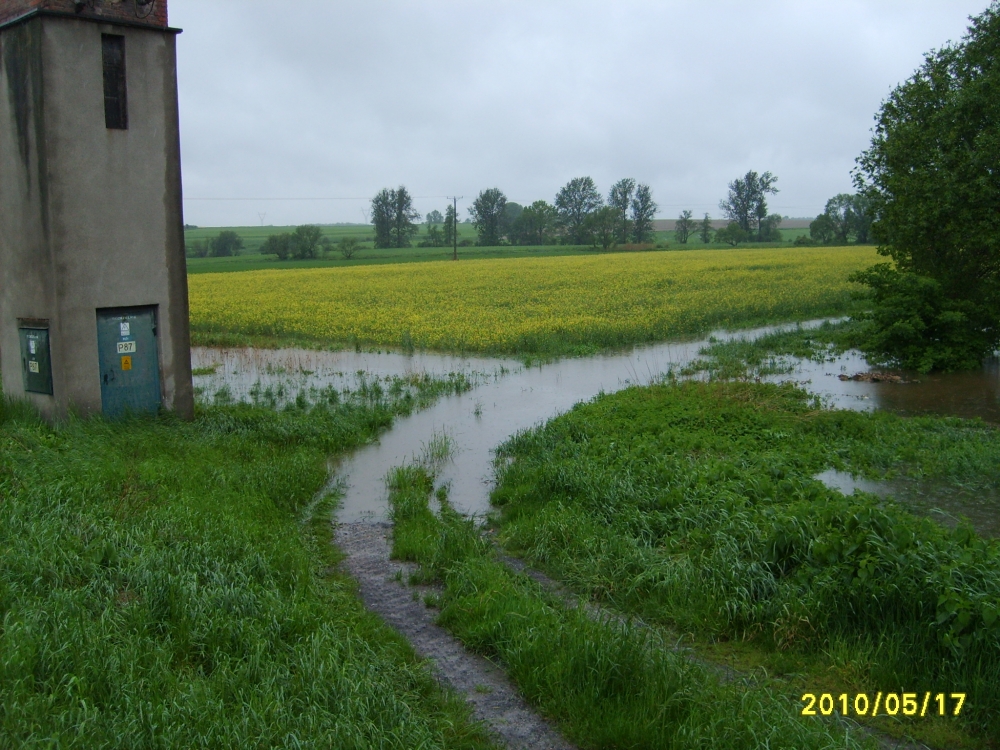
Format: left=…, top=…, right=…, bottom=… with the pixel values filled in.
left=0, top=13, right=192, bottom=420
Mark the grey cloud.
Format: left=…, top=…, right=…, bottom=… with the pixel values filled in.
left=171, top=0, right=987, bottom=226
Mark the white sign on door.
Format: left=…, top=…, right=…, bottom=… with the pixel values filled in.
left=120, top=322, right=131, bottom=337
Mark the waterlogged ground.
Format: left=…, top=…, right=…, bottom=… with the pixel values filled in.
left=190, top=326, right=1000, bottom=748
left=194, top=323, right=1000, bottom=537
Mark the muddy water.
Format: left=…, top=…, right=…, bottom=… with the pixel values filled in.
left=815, top=470, right=1000, bottom=539
left=196, top=322, right=827, bottom=522
left=190, top=346, right=516, bottom=404
left=191, top=323, right=1000, bottom=537
left=763, top=351, right=1000, bottom=424
left=323, top=338, right=710, bottom=521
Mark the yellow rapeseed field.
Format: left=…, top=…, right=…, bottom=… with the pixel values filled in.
left=188, top=246, right=878, bottom=354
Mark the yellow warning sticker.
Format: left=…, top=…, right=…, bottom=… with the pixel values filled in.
left=121, top=355, right=132, bottom=371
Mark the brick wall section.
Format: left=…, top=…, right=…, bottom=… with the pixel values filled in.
left=0, top=0, right=168, bottom=29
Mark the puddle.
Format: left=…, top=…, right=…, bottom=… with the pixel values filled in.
left=815, top=469, right=1000, bottom=539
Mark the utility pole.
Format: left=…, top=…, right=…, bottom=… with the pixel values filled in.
left=450, top=196, right=462, bottom=260
left=258, top=212, right=266, bottom=227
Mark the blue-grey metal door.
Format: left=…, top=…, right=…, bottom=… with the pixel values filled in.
left=96, top=306, right=161, bottom=417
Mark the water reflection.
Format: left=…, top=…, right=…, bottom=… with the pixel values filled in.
left=190, top=346, right=516, bottom=405
left=815, top=469, right=1000, bottom=539
left=761, top=351, right=1000, bottom=424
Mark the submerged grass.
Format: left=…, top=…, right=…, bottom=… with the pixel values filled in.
left=685, top=319, right=865, bottom=379
left=0, top=388, right=495, bottom=748
left=490, top=381, right=1000, bottom=746
left=386, top=464, right=875, bottom=749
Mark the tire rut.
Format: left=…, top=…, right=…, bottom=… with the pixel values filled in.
left=335, top=521, right=576, bottom=750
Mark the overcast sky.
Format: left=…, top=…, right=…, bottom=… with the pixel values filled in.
left=171, top=0, right=988, bottom=228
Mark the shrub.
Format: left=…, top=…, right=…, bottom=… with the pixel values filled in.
left=850, top=263, right=997, bottom=372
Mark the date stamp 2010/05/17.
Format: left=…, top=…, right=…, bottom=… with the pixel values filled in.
left=801, top=692, right=965, bottom=718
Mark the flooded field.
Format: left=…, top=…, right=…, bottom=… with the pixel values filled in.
left=192, top=322, right=1000, bottom=537
left=765, top=349, right=1000, bottom=424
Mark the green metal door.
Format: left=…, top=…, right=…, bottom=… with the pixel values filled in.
left=19, top=325, right=53, bottom=395
left=96, top=306, right=161, bottom=417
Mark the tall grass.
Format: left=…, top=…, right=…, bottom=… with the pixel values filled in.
left=386, top=464, right=874, bottom=749
left=491, top=381, right=1000, bottom=741
left=0, top=392, right=494, bottom=748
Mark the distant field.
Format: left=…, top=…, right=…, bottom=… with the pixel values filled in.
left=188, top=246, right=878, bottom=356
left=184, top=225, right=821, bottom=274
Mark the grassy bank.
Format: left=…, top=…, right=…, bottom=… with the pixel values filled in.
left=489, top=380, right=1000, bottom=747
left=188, top=246, right=877, bottom=357
left=0, top=387, right=495, bottom=748
left=386, top=462, right=873, bottom=750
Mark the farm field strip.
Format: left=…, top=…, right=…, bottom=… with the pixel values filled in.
left=188, top=246, right=877, bottom=355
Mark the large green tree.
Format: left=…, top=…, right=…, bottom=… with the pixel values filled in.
left=371, top=187, right=419, bottom=248
left=469, top=188, right=508, bottom=246
left=674, top=209, right=695, bottom=244
left=811, top=193, right=873, bottom=244
left=698, top=213, right=714, bottom=244
left=209, top=230, right=244, bottom=258
left=511, top=200, right=557, bottom=245
left=608, top=178, right=636, bottom=243
left=555, top=176, right=603, bottom=244
left=719, top=170, right=777, bottom=240
left=853, top=2, right=1000, bottom=370
left=630, top=184, right=657, bottom=243
left=443, top=203, right=458, bottom=247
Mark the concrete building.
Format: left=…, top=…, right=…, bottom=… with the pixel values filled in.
left=0, top=0, right=192, bottom=420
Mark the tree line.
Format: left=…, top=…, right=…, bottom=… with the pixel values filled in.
left=370, top=177, right=658, bottom=250
left=186, top=227, right=363, bottom=261
left=670, top=170, right=783, bottom=247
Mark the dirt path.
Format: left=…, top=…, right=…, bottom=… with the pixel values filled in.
left=335, top=521, right=576, bottom=750
left=336, top=519, right=927, bottom=750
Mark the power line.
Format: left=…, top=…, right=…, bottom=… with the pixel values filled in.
left=184, top=196, right=457, bottom=202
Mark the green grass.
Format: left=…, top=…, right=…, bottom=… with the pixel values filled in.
left=184, top=224, right=846, bottom=275
left=385, top=463, right=875, bottom=749
left=489, top=380, right=1000, bottom=747
left=0, top=386, right=496, bottom=748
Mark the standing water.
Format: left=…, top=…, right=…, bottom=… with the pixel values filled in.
left=192, top=321, right=1000, bottom=535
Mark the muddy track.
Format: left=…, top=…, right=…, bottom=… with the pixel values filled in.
left=335, top=521, right=576, bottom=750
